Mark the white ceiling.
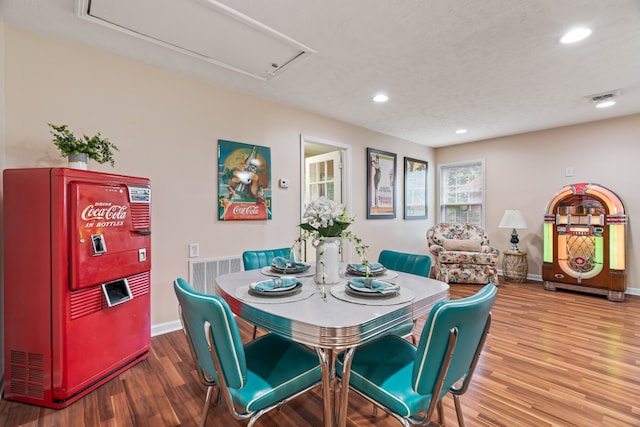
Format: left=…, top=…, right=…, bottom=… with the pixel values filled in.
left=2, top=0, right=640, bottom=147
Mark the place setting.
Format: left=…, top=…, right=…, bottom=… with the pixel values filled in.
left=236, top=275, right=316, bottom=304
left=342, top=262, right=399, bottom=281
left=260, top=256, right=315, bottom=277
left=330, top=275, right=415, bottom=306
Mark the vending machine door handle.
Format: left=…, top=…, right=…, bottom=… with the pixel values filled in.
left=133, top=230, right=152, bottom=236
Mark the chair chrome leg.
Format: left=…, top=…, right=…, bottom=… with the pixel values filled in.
left=453, top=394, right=465, bottom=427
left=200, top=385, right=215, bottom=427
left=436, top=399, right=445, bottom=426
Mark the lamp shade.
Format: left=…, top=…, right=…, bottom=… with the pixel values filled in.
left=498, top=209, right=528, bottom=229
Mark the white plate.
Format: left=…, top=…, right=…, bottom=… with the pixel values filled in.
left=346, top=281, right=399, bottom=297
left=249, top=282, right=302, bottom=297
left=345, top=268, right=387, bottom=277
left=270, top=263, right=311, bottom=274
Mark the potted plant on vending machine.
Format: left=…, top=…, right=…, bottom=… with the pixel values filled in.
left=48, top=123, right=119, bottom=169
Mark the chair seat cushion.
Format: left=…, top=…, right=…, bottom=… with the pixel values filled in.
left=381, top=321, right=414, bottom=339
left=436, top=251, right=497, bottom=265
left=337, top=336, right=431, bottom=417
left=231, top=334, right=321, bottom=413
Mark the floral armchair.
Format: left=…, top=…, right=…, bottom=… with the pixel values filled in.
left=427, top=223, right=499, bottom=285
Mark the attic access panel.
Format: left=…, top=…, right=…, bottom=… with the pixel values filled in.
left=77, top=0, right=314, bottom=80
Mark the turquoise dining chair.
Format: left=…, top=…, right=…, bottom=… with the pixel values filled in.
left=378, top=249, right=432, bottom=344
left=242, top=247, right=295, bottom=338
left=242, top=247, right=295, bottom=271
left=378, top=249, right=432, bottom=278
left=337, top=283, right=497, bottom=427
left=173, top=278, right=322, bottom=427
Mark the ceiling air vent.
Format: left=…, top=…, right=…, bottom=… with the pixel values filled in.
left=76, top=0, right=315, bottom=81
left=585, top=89, right=622, bottom=108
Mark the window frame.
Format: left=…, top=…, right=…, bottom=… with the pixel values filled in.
left=438, top=159, right=485, bottom=227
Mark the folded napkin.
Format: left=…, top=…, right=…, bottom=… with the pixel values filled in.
left=250, top=277, right=301, bottom=292
left=347, top=262, right=385, bottom=273
left=347, top=278, right=399, bottom=293
left=271, top=257, right=309, bottom=270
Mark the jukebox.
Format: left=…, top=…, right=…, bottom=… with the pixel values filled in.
left=542, top=183, right=626, bottom=301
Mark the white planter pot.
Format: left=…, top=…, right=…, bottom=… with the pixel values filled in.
left=68, top=153, right=88, bottom=170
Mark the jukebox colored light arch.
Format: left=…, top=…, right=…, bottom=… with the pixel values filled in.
left=544, top=183, right=626, bottom=270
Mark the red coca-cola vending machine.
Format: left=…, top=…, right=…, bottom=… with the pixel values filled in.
left=3, top=167, right=151, bottom=408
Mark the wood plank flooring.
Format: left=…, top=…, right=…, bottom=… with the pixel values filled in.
left=1, top=279, right=639, bottom=426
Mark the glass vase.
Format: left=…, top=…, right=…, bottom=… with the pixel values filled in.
left=313, top=237, right=341, bottom=285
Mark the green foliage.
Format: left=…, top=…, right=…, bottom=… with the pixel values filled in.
left=299, top=220, right=351, bottom=238
left=48, top=123, right=119, bottom=167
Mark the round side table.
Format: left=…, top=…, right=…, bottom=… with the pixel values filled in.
left=502, top=251, right=528, bottom=283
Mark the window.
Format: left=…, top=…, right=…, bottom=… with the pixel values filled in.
left=438, top=160, right=484, bottom=225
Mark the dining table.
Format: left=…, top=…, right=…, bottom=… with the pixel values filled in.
left=215, top=263, right=450, bottom=427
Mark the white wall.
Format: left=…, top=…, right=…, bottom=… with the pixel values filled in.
left=0, top=25, right=436, bottom=328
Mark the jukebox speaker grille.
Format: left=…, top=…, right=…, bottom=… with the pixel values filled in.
left=566, top=235, right=596, bottom=272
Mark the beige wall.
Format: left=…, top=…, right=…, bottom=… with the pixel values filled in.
left=1, top=25, right=436, bottom=328
left=2, top=24, right=638, bottom=338
left=436, top=114, right=640, bottom=294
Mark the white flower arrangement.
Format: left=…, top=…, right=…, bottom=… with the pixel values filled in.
left=292, top=197, right=369, bottom=300
left=293, top=196, right=369, bottom=265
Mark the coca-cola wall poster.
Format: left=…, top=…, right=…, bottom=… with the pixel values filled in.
left=218, top=139, right=272, bottom=220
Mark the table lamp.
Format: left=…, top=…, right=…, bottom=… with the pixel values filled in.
left=499, top=209, right=528, bottom=253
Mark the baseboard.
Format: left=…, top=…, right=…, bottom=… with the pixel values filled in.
left=498, top=270, right=542, bottom=283
left=151, top=320, right=182, bottom=337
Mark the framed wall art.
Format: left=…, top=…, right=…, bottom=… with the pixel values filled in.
left=404, top=157, right=428, bottom=220
left=367, top=148, right=396, bottom=219
left=218, top=139, right=272, bottom=220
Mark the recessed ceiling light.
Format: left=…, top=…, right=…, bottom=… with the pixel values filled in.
left=595, top=99, right=616, bottom=108
left=373, top=94, right=389, bottom=103
left=455, top=129, right=467, bottom=134
left=560, top=28, right=592, bottom=44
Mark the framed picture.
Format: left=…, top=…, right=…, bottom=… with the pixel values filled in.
left=404, top=157, right=428, bottom=220
left=367, top=148, right=396, bottom=219
left=218, top=140, right=272, bottom=220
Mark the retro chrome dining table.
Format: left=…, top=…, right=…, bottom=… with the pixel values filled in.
left=215, top=265, right=449, bottom=427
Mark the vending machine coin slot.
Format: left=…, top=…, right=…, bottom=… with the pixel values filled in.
left=138, top=248, right=147, bottom=262
left=91, top=234, right=107, bottom=255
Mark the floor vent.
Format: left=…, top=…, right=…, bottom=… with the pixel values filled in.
left=188, top=256, right=243, bottom=294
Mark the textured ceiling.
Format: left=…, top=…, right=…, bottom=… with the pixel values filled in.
left=2, top=0, right=640, bottom=147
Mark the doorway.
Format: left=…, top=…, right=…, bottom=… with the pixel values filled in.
left=300, top=135, right=351, bottom=261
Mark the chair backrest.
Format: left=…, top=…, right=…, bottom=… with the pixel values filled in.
left=427, top=223, right=491, bottom=247
left=242, top=247, right=294, bottom=270
left=173, top=278, right=247, bottom=389
left=378, top=249, right=431, bottom=277
left=412, top=283, right=497, bottom=399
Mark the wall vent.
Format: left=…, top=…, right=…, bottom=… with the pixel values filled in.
left=188, top=256, right=243, bottom=294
